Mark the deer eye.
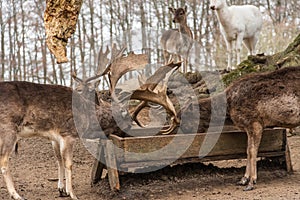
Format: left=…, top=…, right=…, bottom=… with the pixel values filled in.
left=121, top=109, right=128, bottom=118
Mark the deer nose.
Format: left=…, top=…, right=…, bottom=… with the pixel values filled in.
left=210, top=5, right=216, bottom=10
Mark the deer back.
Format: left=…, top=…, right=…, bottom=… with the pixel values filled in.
left=0, top=82, right=75, bottom=136
left=0, top=81, right=129, bottom=139
left=227, top=67, right=300, bottom=129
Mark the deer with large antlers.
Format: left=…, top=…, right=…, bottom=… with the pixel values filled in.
left=181, top=66, right=300, bottom=191
left=160, top=6, right=193, bottom=73
left=0, top=47, right=180, bottom=199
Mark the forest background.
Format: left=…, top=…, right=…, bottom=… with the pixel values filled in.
left=0, top=0, right=299, bottom=88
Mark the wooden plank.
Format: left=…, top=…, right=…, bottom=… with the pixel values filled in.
left=90, top=141, right=106, bottom=185
left=125, top=126, right=167, bottom=137
left=104, top=140, right=120, bottom=191
left=119, top=151, right=286, bottom=173
left=114, top=129, right=285, bottom=162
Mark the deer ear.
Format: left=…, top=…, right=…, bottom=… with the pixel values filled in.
left=184, top=5, right=188, bottom=13
left=169, top=7, right=175, bottom=14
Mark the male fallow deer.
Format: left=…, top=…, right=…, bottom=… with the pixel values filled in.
left=0, top=48, right=180, bottom=200
left=182, top=66, right=300, bottom=191
left=160, top=6, right=193, bottom=73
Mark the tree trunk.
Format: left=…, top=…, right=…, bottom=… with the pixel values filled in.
left=44, top=0, right=83, bottom=64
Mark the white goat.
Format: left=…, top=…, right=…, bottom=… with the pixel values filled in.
left=210, top=0, right=263, bottom=70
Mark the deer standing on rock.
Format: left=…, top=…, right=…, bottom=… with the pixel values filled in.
left=210, top=0, right=263, bottom=70
left=160, top=6, right=193, bottom=73
left=181, top=66, right=300, bottom=191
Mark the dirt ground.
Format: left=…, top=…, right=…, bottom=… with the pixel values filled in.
left=1, top=131, right=300, bottom=200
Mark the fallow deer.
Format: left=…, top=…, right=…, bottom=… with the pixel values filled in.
left=210, top=0, right=263, bottom=70
left=160, top=6, right=193, bottom=73
left=181, top=66, right=300, bottom=191
left=0, top=49, right=181, bottom=199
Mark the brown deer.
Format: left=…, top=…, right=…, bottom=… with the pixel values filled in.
left=160, top=6, right=193, bottom=73
left=181, top=66, right=300, bottom=191
left=0, top=50, right=180, bottom=200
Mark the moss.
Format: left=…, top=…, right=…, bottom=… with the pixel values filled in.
left=283, top=33, right=300, bottom=55
left=222, top=60, right=259, bottom=86
left=220, top=33, right=300, bottom=87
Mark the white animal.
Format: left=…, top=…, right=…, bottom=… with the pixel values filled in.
left=210, top=0, right=263, bottom=70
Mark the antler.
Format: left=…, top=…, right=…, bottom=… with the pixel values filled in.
left=72, top=44, right=126, bottom=93
left=74, top=44, right=181, bottom=135
left=130, top=61, right=181, bottom=134
left=108, top=51, right=149, bottom=102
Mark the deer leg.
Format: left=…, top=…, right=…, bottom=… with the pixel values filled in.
left=1, top=155, right=24, bottom=200
left=168, top=53, right=175, bottom=64
left=238, top=138, right=251, bottom=186
left=225, top=40, right=232, bottom=71
left=251, top=34, right=260, bottom=55
left=243, top=39, right=253, bottom=56
left=183, top=58, right=188, bottom=74
left=61, top=137, right=78, bottom=200
left=236, top=33, right=244, bottom=66
left=243, top=122, right=263, bottom=191
left=52, top=140, right=67, bottom=197
left=163, top=50, right=171, bottom=64
left=0, top=132, right=24, bottom=200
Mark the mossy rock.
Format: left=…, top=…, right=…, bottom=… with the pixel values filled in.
left=222, top=33, right=300, bottom=87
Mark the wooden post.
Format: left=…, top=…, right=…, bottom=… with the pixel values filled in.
left=285, top=141, right=293, bottom=173
left=90, top=140, right=106, bottom=185
left=104, top=140, right=120, bottom=191
left=282, top=129, right=293, bottom=173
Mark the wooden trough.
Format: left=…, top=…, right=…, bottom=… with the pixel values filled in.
left=90, top=126, right=292, bottom=191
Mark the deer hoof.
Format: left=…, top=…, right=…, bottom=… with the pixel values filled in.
left=11, top=193, right=26, bottom=200
left=237, top=177, right=249, bottom=186
left=59, top=188, right=70, bottom=197
left=11, top=197, right=27, bottom=200
left=243, top=185, right=254, bottom=191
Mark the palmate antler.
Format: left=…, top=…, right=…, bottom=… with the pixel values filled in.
left=108, top=52, right=148, bottom=102
left=72, top=45, right=127, bottom=93
left=130, top=62, right=181, bottom=134
left=73, top=44, right=181, bottom=135
left=107, top=56, right=181, bottom=134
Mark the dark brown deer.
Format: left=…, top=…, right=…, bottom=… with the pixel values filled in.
left=0, top=50, right=180, bottom=199
left=160, top=6, right=193, bottom=73
left=181, top=66, right=300, bottom=191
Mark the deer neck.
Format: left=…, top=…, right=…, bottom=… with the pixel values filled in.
left=178, top=22, right=191, bottom=38
left=215, top=4, right=230, bottom=28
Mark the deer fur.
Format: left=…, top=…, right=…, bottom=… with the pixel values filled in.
left=210, top=0, right=263, bottom=70
left=181, top=66, right=300, bottom=190
left=160, top=6, right=193, bottom=73
left=0, top=81, right=131, bottom=200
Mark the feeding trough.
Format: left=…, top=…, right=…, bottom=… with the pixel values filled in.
left=90, top=126, right=292, bottom=191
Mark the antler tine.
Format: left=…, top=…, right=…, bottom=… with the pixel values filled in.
left=131, top=101, right=149, bottom=127
left=84, top=72, right=106, bottom=84
left=130, top=61, right=181, bottom=129
left=73, top=46, right=127, bottom=89
left=97, top=45, right=110, bottom=75
left=71, top=72, right=84, bottom=83
left=130, top=88, right=180, bottom=134
left=108, top=50, right=149, bottom=102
